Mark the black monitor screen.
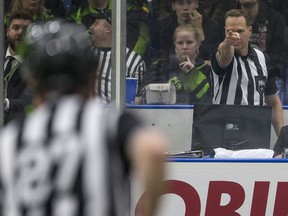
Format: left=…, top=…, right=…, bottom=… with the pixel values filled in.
left=192, top=104, right=272, bottom=156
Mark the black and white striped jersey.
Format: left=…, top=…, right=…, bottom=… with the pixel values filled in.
left=0, top=96, right=140, bottom=216
left=211, top=46, right=278, bottom=105
left=93, top=47, right=146, bottom=103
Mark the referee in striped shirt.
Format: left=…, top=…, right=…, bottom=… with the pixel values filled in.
left=86, top=11, right=146, bottom=104
left=0, top=20, right=167, bottom=216
left=211, top=9, right=284, bottom=136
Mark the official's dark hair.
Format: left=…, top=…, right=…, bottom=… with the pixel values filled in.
left=22, top=20, right=98, bottom=94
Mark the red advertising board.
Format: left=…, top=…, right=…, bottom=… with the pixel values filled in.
left=131, top=160, right=288, bottom=216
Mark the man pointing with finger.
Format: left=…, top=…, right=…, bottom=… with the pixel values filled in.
left=211, top=9, right=283, bottom=136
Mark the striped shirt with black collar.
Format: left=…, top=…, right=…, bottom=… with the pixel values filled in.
left=211, top=45, right=278, bottom=106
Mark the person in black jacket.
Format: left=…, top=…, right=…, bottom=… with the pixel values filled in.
left=237, top=0, right=288, bottom=100
left=144, top=24, right=212, bottom=104
left=3, top=11, right=34, bottom=124
left=152, top=0, right=204, bottom=58
left=0, top=20, right=167, bottom=216
left=44, top=0, right=66, bottom=17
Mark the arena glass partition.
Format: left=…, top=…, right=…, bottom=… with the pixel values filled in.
left=123, top=0, right=288, bottom=154
left=2, top=0, right=288, bottom=150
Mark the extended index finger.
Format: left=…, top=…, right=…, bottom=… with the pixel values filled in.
left=226, top=30, right=233, bottom=36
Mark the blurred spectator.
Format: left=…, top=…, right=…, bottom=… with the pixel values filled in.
left=3, top=11, right=34, bottom=124
left=198, top=0, right=226, bottom=27
left=197, top=0, right=231, bottom=61
left=8, top=0, right=53, bottom=22
left=69, top=0, right=150, bottom=58
left=58, top=0, right=88, bottom=15
left=237, top=0, right=288, bottom=91
left=151, top=0, right=205, bottom=62
left=145, top=24, right=212, bottom=104
left=44, top=0, right=66, bottom=18
left=87, top=11, right=145, bottom=104
left=0, top=20, right=167, bottom=216
left=150, top=0, right=172, bottom=21
left=271, top=0, right=288, bottom=25
left=4, top=0, right=12, bottom=13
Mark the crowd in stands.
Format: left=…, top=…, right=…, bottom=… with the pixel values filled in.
left=1, top=0, right=288, bottom=190
left=2, top=1, right=288, bottom=129
left=0, top=19, right=168, bottom=216
left=4, top=1, right=288, bottom=215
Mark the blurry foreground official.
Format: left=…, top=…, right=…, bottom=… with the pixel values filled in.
left=0, top=20, right=167, bottom=216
